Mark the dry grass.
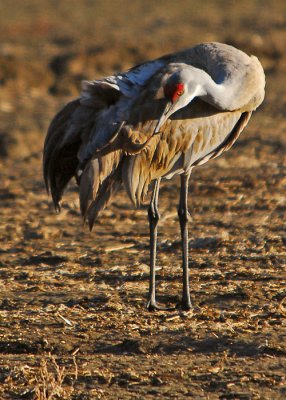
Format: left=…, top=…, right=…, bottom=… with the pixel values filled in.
left=5, top=354, right=78, bottom=400
left=32, top=354, right=74, bottom=400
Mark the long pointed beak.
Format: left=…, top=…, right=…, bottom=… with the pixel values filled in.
left=154, top=101, right=175, bottom=133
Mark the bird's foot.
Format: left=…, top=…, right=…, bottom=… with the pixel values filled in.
left=146, top=300, right=175, bottom=312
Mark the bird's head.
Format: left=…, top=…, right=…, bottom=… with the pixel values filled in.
left=155, top=68, right=202, bottom=133
left=163, top=80, right=185, bottom=104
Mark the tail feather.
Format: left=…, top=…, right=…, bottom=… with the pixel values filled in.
left=43, top=99, right=82, bottom=209
left=43, top=99, right=98, bottom=210
left=79, top=159, right=100, bottom=218
left=86, top=167, right=122, bottom=230
left=79, top=151, right=123, bottom=227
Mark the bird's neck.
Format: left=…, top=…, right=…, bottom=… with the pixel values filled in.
left=193, top=68, right=239, bottom=111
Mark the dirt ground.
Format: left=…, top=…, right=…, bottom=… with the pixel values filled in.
left=0, top=1, right=286, bottom=399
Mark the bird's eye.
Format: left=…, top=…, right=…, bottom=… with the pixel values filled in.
left=177, top=90, right=184, bottom=96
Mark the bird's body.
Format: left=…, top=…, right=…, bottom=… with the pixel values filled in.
left=43, top=42, right=265, bottom=310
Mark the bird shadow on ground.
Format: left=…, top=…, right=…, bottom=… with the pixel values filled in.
left=91, top=332, right=286, bottom=358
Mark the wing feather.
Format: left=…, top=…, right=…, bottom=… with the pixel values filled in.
left=43, top=99, right=83, bottom=209
left=122, top=100, right=252, bottom=204
left=79, top=151, right=123, bottom=226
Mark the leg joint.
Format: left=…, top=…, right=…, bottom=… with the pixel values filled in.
left=148, top=205, right=160, bottom=222
left=177, top=207, right=190, bottom=223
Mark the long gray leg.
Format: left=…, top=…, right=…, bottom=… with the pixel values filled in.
left=178, top=173, right=192, bottom=310
left=147, top=178, right=161, bottom=311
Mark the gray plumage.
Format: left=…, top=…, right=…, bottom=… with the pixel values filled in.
left=43, top=42, right=265, bottom=310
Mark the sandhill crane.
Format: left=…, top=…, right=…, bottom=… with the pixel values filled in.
left=43, top=42, right=265, bottom=311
